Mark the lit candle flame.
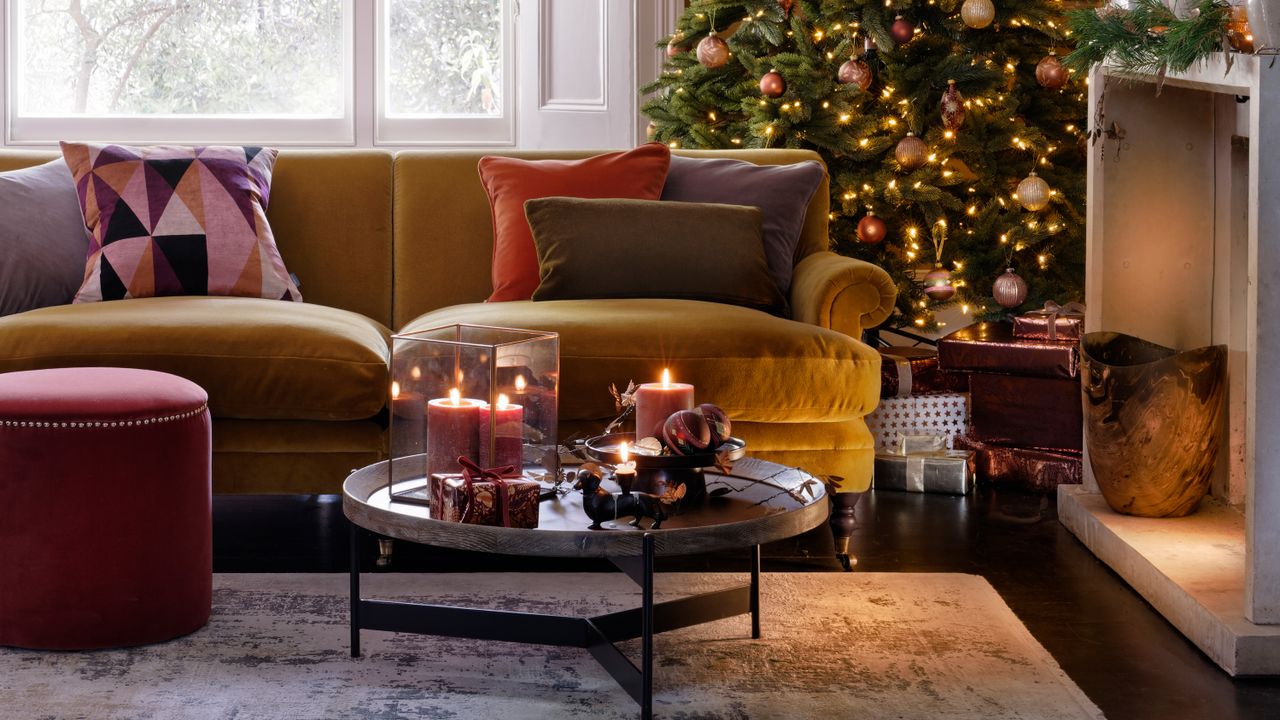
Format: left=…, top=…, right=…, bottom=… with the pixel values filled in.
left=620, top=441, right=629, bottom=464
left=661, top=368, right=671, bottom=388
left=390, top=381, right=401, bottom=400
left=448, top=388, right=461, bottom=406
left=410, top=366, right=422, bottom=380
left=496, top=393, right=509, bottom=410
left=515, top=375, right=526, bottom=391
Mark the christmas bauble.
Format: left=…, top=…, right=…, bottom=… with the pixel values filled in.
left=645, top=121, right=657, bottom=141
left=760, top=69, right=786, bottom=98
left=778, top=0, right=795, bottom=18
left=696, top=34, right=730, bottom=69
left=895, top=133, right=928, bottom=171
left=1017, top=171, right=1051, bottom=211
left=662, top=409, right=711, bottom=455
left=697, top=403, right=732, bottom=447
left=961, top=0, right=996, bottom=29
left=941, top=80, right=966, bottom=131
left=857, top=213, right=888, bottom=243
left=666, top=35, right=685, bottom=57
left=838, top=58, right=873, bottom=91
left=992, top=267, right=1028, bottom=308
left=890, top=16, right=915, bottom=44
left=1036, top=54, right=1070, bottom=89
left=923, top=266, right=956, bottom=301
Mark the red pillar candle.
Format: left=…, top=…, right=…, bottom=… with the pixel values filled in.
left=426, top=388, right=482, bottom=478
left=633, top=368, right=695, bottom=441
left=479, top=393, right=524, bottom=472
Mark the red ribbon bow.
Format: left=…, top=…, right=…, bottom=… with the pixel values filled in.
left=456, top=456, right=518, bottom=525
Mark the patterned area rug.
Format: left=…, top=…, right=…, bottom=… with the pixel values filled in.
left=1, top=572, right=1103, bottom=720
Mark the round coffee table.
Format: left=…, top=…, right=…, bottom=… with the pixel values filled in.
left=343, top=456, right=828, bottom=720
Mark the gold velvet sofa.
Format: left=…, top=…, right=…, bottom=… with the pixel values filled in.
left=0, top=149, right=895, bottom=496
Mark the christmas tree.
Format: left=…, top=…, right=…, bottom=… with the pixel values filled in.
left=643, top=0, right=1087, bottom=330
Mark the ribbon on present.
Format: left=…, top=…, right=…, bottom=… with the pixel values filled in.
left=457, top=456, right=517, bottom=526
left=891, top=356, right=914, bottom=398
left=890, top=433, right=949, bottom=492
left=1024, top=301, right=1086, bottom=341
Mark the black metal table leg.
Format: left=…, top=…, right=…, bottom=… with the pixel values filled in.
left=350, top=524, right=361, bottom=658
left=640, top=533, right=655, bottom=720
left=750, top=544, right=761, bottom=640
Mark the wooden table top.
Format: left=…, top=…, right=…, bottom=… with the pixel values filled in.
left=343, top=457, right=829, bottom=558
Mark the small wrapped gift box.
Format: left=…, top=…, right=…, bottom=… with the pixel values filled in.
left=938, top=322, right=1079, bottom=380
left=969, top=373, right=1082, bottom=451
left=879, top=346, right=969, bottom=398
left=866, top=392, right=968, bottom=451
left=874, top=441, right=974, bottom=495
left=953, top=435, right=1082, bottom=492
left=428, top=459, right=540, bottom=528
left=1013, top=301, right=1085, bottom=342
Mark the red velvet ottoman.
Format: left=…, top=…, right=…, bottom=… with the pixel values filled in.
left=0, top=367, right=212, bottom=649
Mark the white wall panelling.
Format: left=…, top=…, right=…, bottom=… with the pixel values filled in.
left=515, top=0, right=636, bottom=148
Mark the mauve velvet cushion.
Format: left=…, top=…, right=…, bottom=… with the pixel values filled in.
left=0, top=160, right=91, bottom=316
left=661, top=155, right=825, bottom=296
left=524, top=197, right=786, bottom=314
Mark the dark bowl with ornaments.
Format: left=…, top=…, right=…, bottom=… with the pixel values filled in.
left=583, top=433, right=747, bottom=470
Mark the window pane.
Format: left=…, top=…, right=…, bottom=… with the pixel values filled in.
left=18, top=0, right=344, bottom=116
left=386, top=0, right=503, bottom=117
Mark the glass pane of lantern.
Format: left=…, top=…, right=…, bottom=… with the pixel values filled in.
left=387, top=324, right=559, bottom=509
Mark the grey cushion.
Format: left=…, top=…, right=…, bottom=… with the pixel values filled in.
left=0, top=161, right=89, bottom=316
left=661, top=155, right=825, bottom=297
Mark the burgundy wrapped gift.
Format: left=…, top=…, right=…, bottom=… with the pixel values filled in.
left=1013, top=301, right=1086, bottom=342
left=938, top=322, right=1078, bottom=379
left=429, top=458, right=540, bottom=528
left=953, top=435, right=1082, bottom=492
left=969, top=373, right=1082, bottom=451
left=879, top=346, right=969, bottom=398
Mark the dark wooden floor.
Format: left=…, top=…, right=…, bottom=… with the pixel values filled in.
left=213, top=487, right=1280, bottom=720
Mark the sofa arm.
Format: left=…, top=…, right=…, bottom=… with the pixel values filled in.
left=790, top=252, right=897, bottom=337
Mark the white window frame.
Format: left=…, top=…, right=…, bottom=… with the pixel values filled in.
left=374, top=0, right=516, bottom=146
left=4, top=0, right=357, bottom=146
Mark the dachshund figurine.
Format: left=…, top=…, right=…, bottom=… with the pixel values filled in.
left=574, top=469, right=686, bottom=530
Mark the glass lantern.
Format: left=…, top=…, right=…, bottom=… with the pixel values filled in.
left=387, top=324, right=560, bottom=506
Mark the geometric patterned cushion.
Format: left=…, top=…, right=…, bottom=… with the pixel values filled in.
left=59, top=143, right=301, bottom=303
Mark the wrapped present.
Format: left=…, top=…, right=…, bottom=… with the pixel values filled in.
left=866, top=392, right=967, bottom=451
left=938, top=322, right=1078, bottom=380
left=1013, top=301, right=1085, bottom=342
left=429, top=458, right=540, bottom=528
left=874, top=439, right=974, bottom=495
left=879, top=346, right=969, bottom=398
left=953, top=435, right=1082, bottom=492
left=969, top=373, right=1082, bottom=451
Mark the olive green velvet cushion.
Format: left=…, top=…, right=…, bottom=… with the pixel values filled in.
left=0, top=296, right=390, bottom=421
left=525, top=197, right=785, bottom=313
left=401, top=298, right=880, bottom=424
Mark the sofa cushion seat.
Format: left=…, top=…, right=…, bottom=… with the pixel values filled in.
left=0, top=296, right=390, bottom=421
left=401, top=299, right=880, bottom=424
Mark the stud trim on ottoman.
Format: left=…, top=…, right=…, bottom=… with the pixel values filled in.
left=0, top=367, right=212, bottom=650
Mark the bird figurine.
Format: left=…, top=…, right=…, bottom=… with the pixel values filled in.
left=574, top=468, right=686, bottom=530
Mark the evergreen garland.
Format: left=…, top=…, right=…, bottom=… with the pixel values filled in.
left=1064, top=0, right=1236, bottom=77
left=643, top=0, right=1087, bottom=330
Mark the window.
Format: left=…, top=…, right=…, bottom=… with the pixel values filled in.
left=377, top=0, right=513, bottom=145
left=8, top=0, right=352, bottom=144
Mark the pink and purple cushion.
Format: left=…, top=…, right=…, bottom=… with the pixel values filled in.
left=59, top=143, right=301, bottom=303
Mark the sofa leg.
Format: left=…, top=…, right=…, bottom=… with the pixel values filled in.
left=829, top=491, right=865, bottom=572
left=375, top=538, right=395, bottom=569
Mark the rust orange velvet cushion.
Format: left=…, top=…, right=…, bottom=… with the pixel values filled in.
left=477, top=143, right=671, bottom=302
